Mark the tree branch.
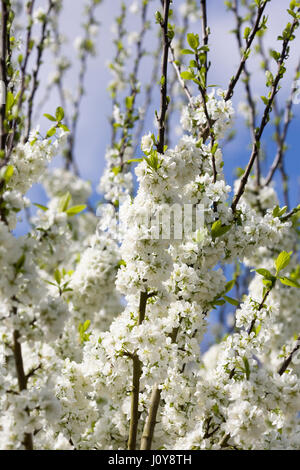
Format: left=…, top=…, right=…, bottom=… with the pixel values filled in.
left=157, top=0, right=171, bottom=154
left=278, top=335, right=300, bottom=376
left=140, top=385, right=161, bottom=450
left=25, top=0, right=54, bottom=142
left=127, top=291, right=148, bottom=450
left=0, top=0, right=8, bottom=153
left=231, top=11, right=300, bottom=213
left=264, top=59, right=300, bottom=190
left=200, top=0, right=209, bottom=90
left=231, top=0, right=259, bottom=185
left=13, top=329, right=33, bottom=450
left=225, top=0, right=269, bottom=101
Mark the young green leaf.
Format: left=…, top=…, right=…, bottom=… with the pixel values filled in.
left=256, top=268, right=274, bottom=280
left=6, top=92, right=14, bottom=113
left=180, top=71, right=195, bottom=80
left=33, top=203, right=48, bottom=212
left=279, top=277, right=300, bottom=288
left=275, top=251, right=292, bottom=274
left=211, top=220, right=231, bottom=239
left=243, top=357, right=250, bottom=380
left=58, top=192, right=71, bottom=212
left=1, top=164, right=14, bottom=183
left=187, top=33, right=199, bottom=50
left=46, top=127, right=57, bottom=138
left=44, top=113, right=56, bottom=122
left=54, top=269, right=61, bottom=285
left=223, top=295, right=239, bottom=306
left=55, top=106, right=65, bottom=122
left=66, top=205, right=87, bottom=216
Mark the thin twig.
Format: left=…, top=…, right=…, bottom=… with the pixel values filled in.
left=225, top=0, right=269, bottom=101
left=157, top=0, right=172, bottom=154
left=278, top=335, right=300, bottom=376
left=0, top=0, right=8, bottom=153
left=25, top=0, right=54, bottom=142
left=200, top=0, right=209, bottom=91
left=231, top=11, right=300, bottom=213
left=170, top=45, right=193, bottom=104
left=139, top=0, right=172, bottom=451
left=264, top=59, right=300, bottom=189
left=231, top=0, right=259, bottom=185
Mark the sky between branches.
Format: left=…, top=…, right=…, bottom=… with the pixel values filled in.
left=16, top=0, right=300, bottom=236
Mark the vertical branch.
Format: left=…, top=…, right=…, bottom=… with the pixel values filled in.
left=6, top=0, right=35, bottom=159
left=200, top=0, right=208, bottom=90
left=140, top=0, right=172, bottom=451
left=157, top=0, right=171, bottom=153
left=13, top=327, right=33, bottom=450
left=25, top=0, right=54, bottom=142
left=231, top=10, right=300, bottom=213
left=128, top=291, right=148, bottom=450
left=231, top=0, right=259, bottom=185
left=0, top=0, right=8, bottom=153
left=264, top=59, right=300, bottom=203
left=118, top=2, right=149, bottom=168
left=140, top=385, right=161, bottom=450
left=134, top=33, right=161, bottom=149
left=128, top=356, right=142, bottom=450
left=65, top=1, right=100, bottom=175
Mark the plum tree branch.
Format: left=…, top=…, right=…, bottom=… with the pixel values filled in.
left=231, top=10, right=300, bottom=213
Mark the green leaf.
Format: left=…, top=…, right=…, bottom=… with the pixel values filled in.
left=78, top=320, right=91, bottom=344
left=255, top=323, right=261, bottom=336
left=262, top=279, right=273, bottom=288
left=181, top=48, right=194, bottom=55
left=58, top=192, right=71, bottom=212
left=224, top=280, right=235, bottom=294
left=214, top=299, right=226, bottom=306
left=127, top=158, right=144, bottom=164
left=66, top=205, right=87, bottom=216
left=1, top=164, right=14, bottom=183
left=33, top=203, right=48, bottom=212
left=43, top=113, right=56, bottom=122
left=273, top=205, right=287, bottom=218
left=45, top=281, right=57, bottom=287
left=180, top=71, right=194, bottom=80
left=187, top=33, right=199, bottom=50
left=54, top=269, right=61, bottom=285
left=15, top=254, right=26, bottom=272
left=243, top=357, right=250, bottom=380
left=6, top=92, right=14, bottom=113
left=46, top=126, right=56, bottom=138
left=112, top=166, right=121, bottom=176
left=279, top=277, right=300, bottom=288
left=125, top=96, right=134, bottom=110
left=275, top=251, right=292, bottom=274
left=55, top=106, right=65, bottom=122
left=256, top=268, right=273, bottom=280
left=211, top=220, right=231, bottom=239
left=58, top=123, right=70, bottom=132
left=244, top=27, right=251, bottom=39
left=223, top=295, right=239, bottom=306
